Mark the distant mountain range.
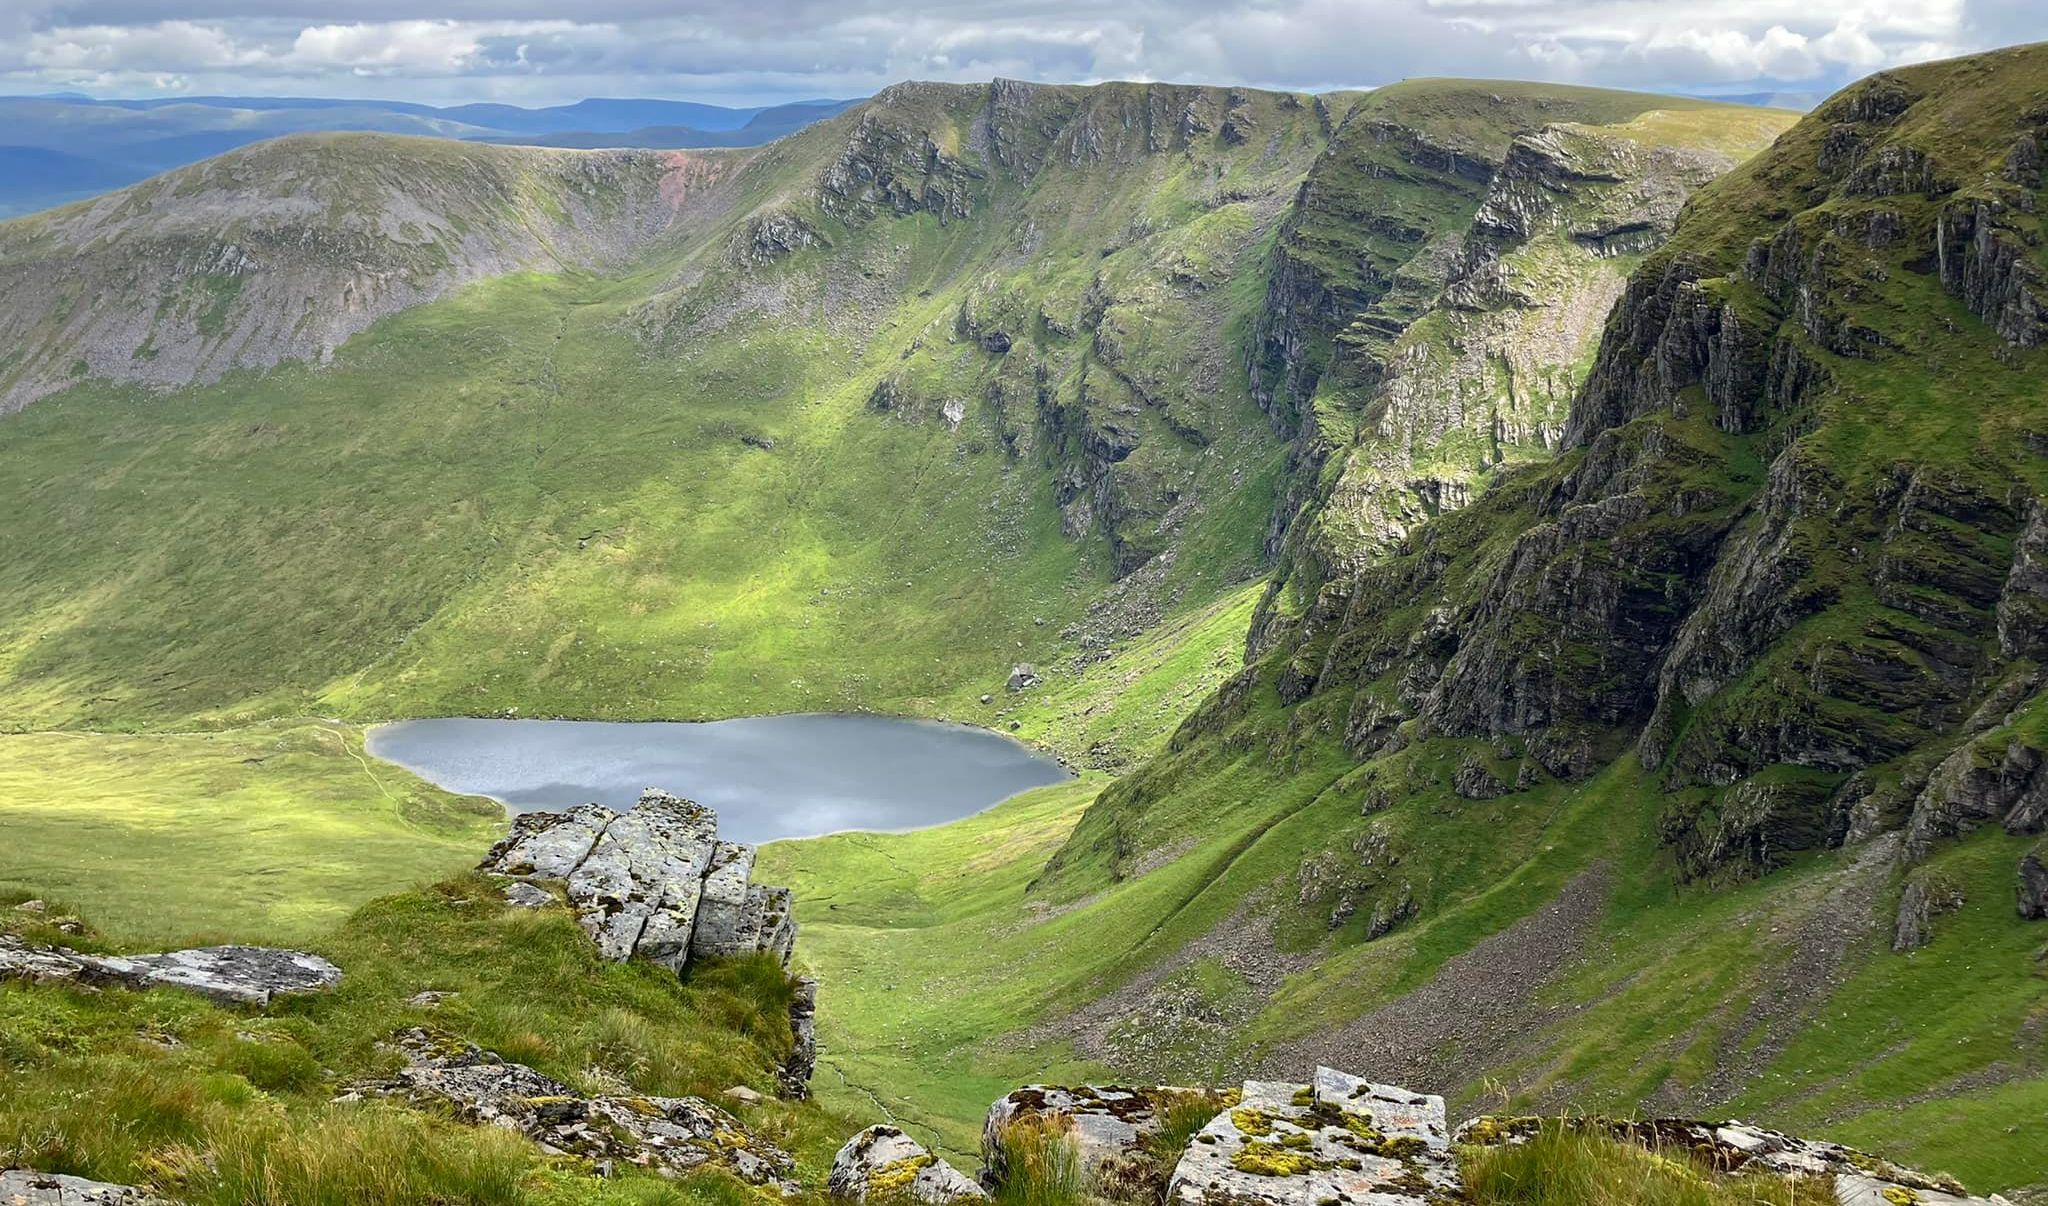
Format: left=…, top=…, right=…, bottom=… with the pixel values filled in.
left=0, top=92, right=862, bottom=217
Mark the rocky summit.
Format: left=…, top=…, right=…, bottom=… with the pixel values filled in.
left=478, top=788, right=798, bottom=973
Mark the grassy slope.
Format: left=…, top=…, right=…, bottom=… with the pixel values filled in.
left=0, top=723, right=500, bottom=945
left=1, top=877, right=858, bottom=1205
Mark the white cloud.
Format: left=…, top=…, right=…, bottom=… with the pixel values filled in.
left=0, top=1, right=2039, bottom=105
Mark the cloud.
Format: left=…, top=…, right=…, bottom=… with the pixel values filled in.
left=0, top=0, right=2040, bottom=105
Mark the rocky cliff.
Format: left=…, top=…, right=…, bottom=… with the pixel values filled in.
left=1144, top=46, right=2048, bottom=887
left=1244, top=87, right=1795, bottom=657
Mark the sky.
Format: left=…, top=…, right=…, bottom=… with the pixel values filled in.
left=2, top=1, right=2044, bottom=109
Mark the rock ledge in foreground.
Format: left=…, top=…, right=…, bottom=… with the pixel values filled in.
left=0, top=1170, right=164, bottom=1205
left=1457, top=1116, right=2015, bottom=1206
left=0, top=934, right=342, bottom=1006
left=342, top=1027, right=796, bottom=1189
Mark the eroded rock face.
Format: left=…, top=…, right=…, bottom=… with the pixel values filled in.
left=1165, top=1068, right=1456, bottom=1206
left=478, top=789, right=799, bottom=975
left=1906, top=737, right=2048, bottom=858
left=829, top=1125, right=987, bottom=1203
left=0, top=1171, right=163, bottom=1205
left=779, top=976, right=819, bottom=1099
left=2020, top=849, right=2048, bottom=920
left=346, top=1028, right=795, bottom=1188
left=0, top=934, right=341, bottom=1006
left=1458, top=1116, right=2014, bottom=1205
left=983, top=1085, right=1224, bottom=1194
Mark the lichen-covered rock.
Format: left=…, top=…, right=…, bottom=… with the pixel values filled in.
left=983, top=1085, right=1224, bottom=1192
left=348, top=1028, right=795, bottom=1188
left=568, top=793, right=722, bottom=969
left=0, top=1170, right=164, bottom=1205
left=1456, top=1116, right=2013, bottom=1205
left=829, top=1125, right=987, bottom=1203
left=1166, top=1068, right=1456, bottom=1206
left=478, top=788, right=799, bottom=976
left=689, top=842, right=759, bottom=960
left=0, top=934, right=341, bottom=1006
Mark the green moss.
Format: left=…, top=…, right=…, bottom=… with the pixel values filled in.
left=1230, top=1140, right=1329, bottom=1177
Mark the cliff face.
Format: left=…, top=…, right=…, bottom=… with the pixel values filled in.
left=1157, top=47, right=2048, bottom=886
left=0, top=135, right=736, bottom=412
left=711, top=78, right=1342, bottom=579
left=1242, top=90, right=1795, bottom=664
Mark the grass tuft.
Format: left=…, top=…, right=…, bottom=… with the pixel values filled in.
left=1460, top=1123, right=1831, bottom=1206
left=992, top=1117, right=1085, bottom=1206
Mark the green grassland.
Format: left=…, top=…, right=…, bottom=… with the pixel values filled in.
left=1, top=876, right=858, bottom=1205
left=0, top=723, right=500, bottom=944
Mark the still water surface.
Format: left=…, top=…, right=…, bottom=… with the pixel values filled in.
left=366, top=713, right=1073, bottom=844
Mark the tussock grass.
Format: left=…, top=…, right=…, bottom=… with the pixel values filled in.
left=991, top=1118, right=1085, bottom=1206
left=1461, top=1124, right=1830, bottom=1206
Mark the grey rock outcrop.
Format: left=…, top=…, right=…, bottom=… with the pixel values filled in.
left=344, top=1028, right=795, bottom=1188
left=1008, top=664, right=1043, bottom=691
left=1458, top=1116, right=2014, bottom=1205
left=1893, top=871, right=1964, bottom=951
left=500, top=881, right=553, bottom=909
left=1165, top=1067, right=1456, bottom=1206
left=2021, top=848, right=2048, bottom=920
left=478, top=789, right=798, bottom=975
left=829, top=1125, right=987, bottom=1203
left=0, top=934, right=341, bottom=1006
left=0, top=1171, right=163, bottom=1205
left=1906, top=737, right=2048, bottom=858
left=983, top=1085, right=1224, bottom=1192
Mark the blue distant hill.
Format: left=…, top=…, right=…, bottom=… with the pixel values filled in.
left=0, top=93, right=862, bottom=217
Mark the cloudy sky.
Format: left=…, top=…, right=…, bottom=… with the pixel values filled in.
left=3, top=0, right=2043, bottom=108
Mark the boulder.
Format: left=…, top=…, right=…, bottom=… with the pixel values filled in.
left=829, top=1125, right=987, bottom=1203
left=2021, top=849, right=2048, bottom=920
left=1457, top=1117, right=2013, bottom=1205
left=347, top=1028, right=795, bottom=1188
left=1008, top=664, right=1042, bottom=691
left=478, top=788, right=800, bottom=975
left=1165, top=1068, right=1456, bottom=1206
left=500, top=882, right=553, bottom=909
left=0, top=1170, right=163, bottom=1205
left=983, top=1085, right=1223, bottom=1193
left=1893, top=872, right=1964, bottom=951
left=0, top=934, right=341, bottom=1007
